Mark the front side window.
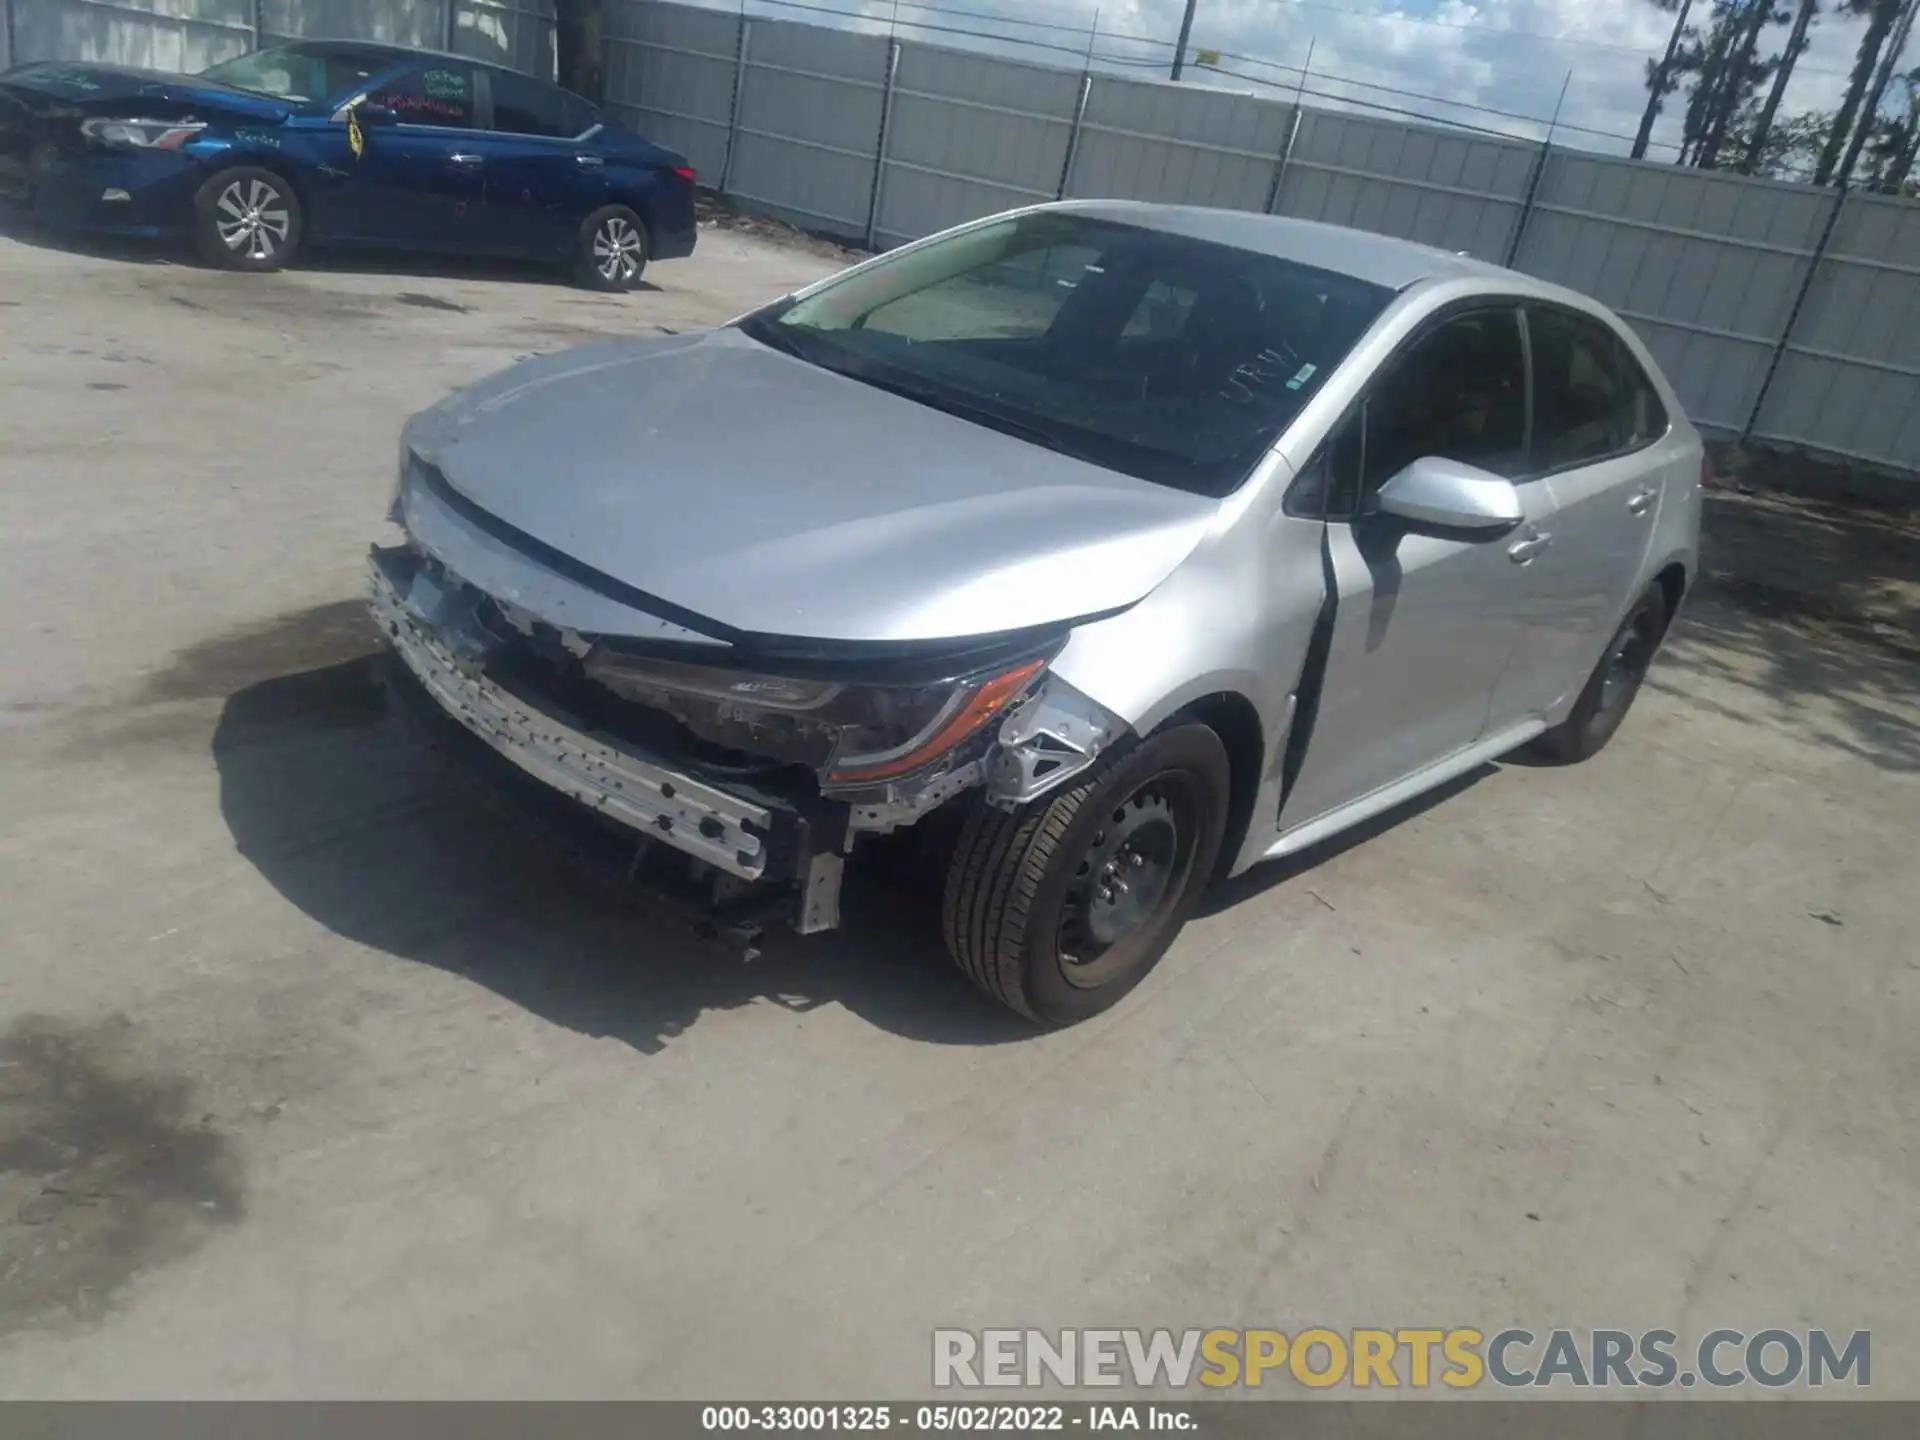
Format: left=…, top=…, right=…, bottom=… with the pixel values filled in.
left=1528, top=306, right=1661, bottom=470
left=736, top=213, right=1393, bottom=497
left=371, top=65, right=478, bottom=128
left=1360, top=308, right=1528, bottom=496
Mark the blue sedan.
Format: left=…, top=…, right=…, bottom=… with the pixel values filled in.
left=0, top=40, right=698, bottom=289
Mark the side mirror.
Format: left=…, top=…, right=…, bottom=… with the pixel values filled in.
left=1372, top=455, right=1522, bottom=533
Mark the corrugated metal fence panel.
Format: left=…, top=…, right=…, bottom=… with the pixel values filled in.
left=1752, top=193, right=1920, bottom=471
left=873, top=43, right=1080, bottom=248
left=1066, top=74, right=1290, bottom=212
left=259, top=0, right=443, bottom=51
left=727, top=16, right=886, bottom=240
left=10, top=0, right=252, bottom=70
left=603, top=0, right=736, bottom=181
left=452, top=0, right=553, bottom=78
left=1512, top=154, right=1832, bottom=436
left=1273, top=109, right=1536, bottom=262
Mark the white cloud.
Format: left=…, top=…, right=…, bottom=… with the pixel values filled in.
left=693, top=0, right=1891, bottom=160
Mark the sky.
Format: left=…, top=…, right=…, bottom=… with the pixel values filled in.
left=683, top=0, right=1909, bottom=162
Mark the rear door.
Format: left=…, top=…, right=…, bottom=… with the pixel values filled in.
left=1495, top=304, right=1675, bottom=723
left=474, top=69, right=608, bottom=258
left=1279, top=305, right=1559, bottom=829
left=343, top=62, right=488, bottom=250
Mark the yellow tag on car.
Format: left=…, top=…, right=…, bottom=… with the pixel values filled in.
left=348, top=109, right=364, bottom=159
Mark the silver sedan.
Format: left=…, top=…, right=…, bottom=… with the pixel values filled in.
left=373, top=200, right=1703, bottom=1025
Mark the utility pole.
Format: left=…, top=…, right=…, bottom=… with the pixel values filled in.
left=1633, top=0, right=1695, bottom=160
left=1836, top=0, right=1920, bottom=186
left=1170, top=0, right=1200, bottom=81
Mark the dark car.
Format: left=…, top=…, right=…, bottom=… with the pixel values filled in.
left=0, top=40, right=697, bottom=289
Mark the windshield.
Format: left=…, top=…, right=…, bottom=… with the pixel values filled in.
left=198, top=45, right=394, bottom=105
left=737, top=212, right=1392, bottom=497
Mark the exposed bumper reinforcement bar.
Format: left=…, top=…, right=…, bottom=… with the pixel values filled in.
left=369, top=546, right=773, bottom=881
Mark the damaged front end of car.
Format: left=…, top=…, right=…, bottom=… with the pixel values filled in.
left=368, top=540, right=1128, bottom=954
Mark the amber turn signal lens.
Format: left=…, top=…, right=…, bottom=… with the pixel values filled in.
left=826, top=658, right=1047, bottom=784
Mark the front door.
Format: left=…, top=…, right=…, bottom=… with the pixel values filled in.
left=1280, top=306, right=1558, bottom=830
left=337, top=63, right=487, bottom=250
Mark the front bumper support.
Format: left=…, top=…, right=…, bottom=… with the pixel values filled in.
left=370, top=546, right=776, bottom=880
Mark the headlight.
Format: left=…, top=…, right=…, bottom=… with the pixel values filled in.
left=80, top=117, right=207, bottom=150
left=582, top=649, right=1050, bottom=787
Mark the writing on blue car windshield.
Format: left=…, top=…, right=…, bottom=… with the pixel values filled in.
left=737, top=212, right=1391, bottom=497
left=198, top=44, right=390, bottom=104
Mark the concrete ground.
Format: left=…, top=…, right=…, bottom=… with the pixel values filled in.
left=0, top=219, right=1915, bottom=1400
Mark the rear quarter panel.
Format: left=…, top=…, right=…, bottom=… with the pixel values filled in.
left=600, top=128, right=696, bottom=256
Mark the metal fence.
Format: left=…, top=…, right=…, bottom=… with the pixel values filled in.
left=1, top=0, right=554, bottom=80
left=4, top=0, right=1915, bottom=477
left=600, top=1, right=1919, bottom=477
left=1751, top=192, right=1920, bottom=470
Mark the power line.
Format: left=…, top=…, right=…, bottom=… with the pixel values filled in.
left=881, top=0, right=1866, bottom=84
left=736, top=0, right=1675, bottom=147
left=1254, top=0, right=1856, bottom=79
left=1204, top=46, right=1683, bottom=149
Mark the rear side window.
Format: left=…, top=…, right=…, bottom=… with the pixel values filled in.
left=1528, top=306, right=1665, bottom=470
left=490, top=69, right=573, bottom=138
left=1615, top=333, right=1669, bottom=446
left=562, top=92, right=601, bottom=138
left=373, top=65, right=477, bottom=128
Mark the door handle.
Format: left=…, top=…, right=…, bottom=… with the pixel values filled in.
left=1627, top=488, right=1657, bottom=515
left=574, top=153, right=604, bottom=168
left=448, top=152, right=484, bottom=167
left=1507, top=531, right=1553, bottom=564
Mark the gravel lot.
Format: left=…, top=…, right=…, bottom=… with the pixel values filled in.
left=0, top=220, right=1916, bottom=1399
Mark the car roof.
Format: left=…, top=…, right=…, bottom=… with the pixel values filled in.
left=278, top=37, right=536, bottom=77
left=1045, top=200, right=1523, bottom=292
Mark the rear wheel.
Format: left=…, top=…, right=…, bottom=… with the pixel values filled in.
left=942, top=724, right=1230, bottom=1026
left=574, top=205, right=649, bottom=291
left=193, top=167, right=301, bottom=272
left=1529, top=587, right=1667, bottom=763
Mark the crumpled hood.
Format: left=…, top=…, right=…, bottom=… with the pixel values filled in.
left=407, top=329, right=1219, bottom=645
left=0, top=62, right=295, bottom=121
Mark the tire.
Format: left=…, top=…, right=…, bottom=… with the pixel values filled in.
left=941, top=724, right=1231, bottom=1026
left=193, top=166, right=301, bottom=272
left=1529, top=587, right=1668, bottom=764
left=574, top=205, right=649, bottom=291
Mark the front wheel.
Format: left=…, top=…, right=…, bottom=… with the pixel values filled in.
left=1529, top=587, right=1668, bottom=764
left=942, top=724, right=1231, bottom=1026
left=574, top=205, right=649, bottom=291
left=192, top=167, right=301, bottom=272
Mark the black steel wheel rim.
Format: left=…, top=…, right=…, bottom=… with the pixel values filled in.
left=1057, top=772, right=1201, bottom=989
left=1595, top=608, right=1660, bottom=726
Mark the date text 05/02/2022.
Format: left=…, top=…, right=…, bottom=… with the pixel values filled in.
left=700, top=1406, right=1197, bottom=1432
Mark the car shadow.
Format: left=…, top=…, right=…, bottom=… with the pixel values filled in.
left=1650, top=486, right=1919, bottom=774
left=195, top=606, right=1029, bottom=1055
left=0, top=208, right=659, bottom=292
left=0, top=206, right=178, bottom=266
left=296, top=245, right=662, bottom=292
left=1197, top=765, right=1493, bottom=917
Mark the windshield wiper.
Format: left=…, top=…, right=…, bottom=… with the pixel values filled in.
left=738, top=317, right=808, bottom=360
